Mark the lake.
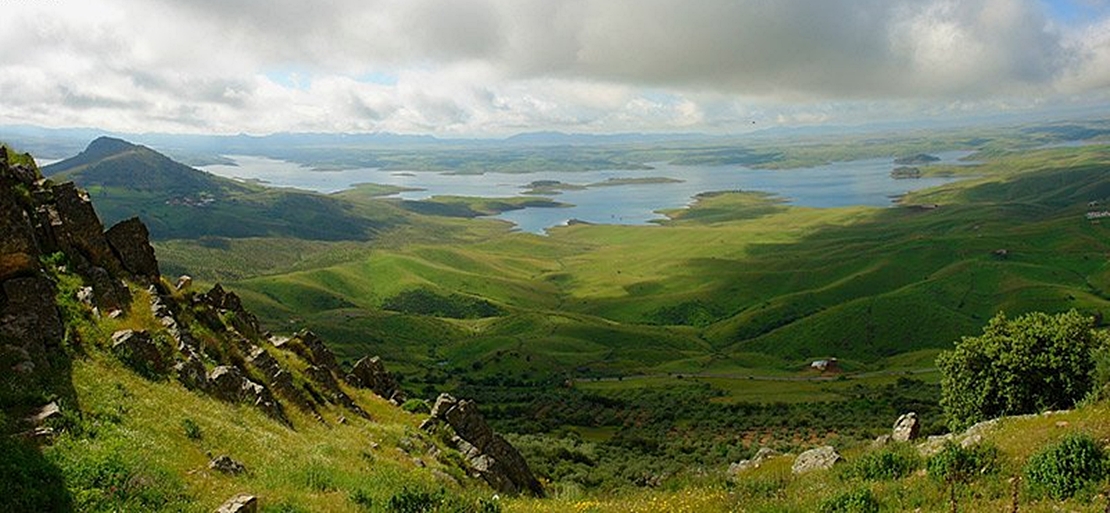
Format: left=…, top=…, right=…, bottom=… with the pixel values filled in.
left=201, top=152, right=973, bottom=234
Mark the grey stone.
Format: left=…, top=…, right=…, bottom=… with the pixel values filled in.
left=892, top=412, right=920, bottom=442
left=111, top=329, right=166, bottom=375
left=105, top=217, right=159, bottom=280
left=728, top=447, right=778, bottom=475
left=792, top=446, right=841, bottom=474
left=216, top=493, right=257, bottom=513
left=425, top=393, right=544, bottom=497
left=346, top=356, right=405, bottom=403
left=209, top=455, right=246, bottom=475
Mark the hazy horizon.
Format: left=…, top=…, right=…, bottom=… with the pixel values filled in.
left=5, top=1, right=1110, bottom=137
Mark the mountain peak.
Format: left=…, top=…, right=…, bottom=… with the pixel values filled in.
left=82, top=136, right=141, bottom=159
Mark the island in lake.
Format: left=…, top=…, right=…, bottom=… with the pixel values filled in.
left=523, top=176, right=684, bottom=195
left=890, top=166, right=923, bottom=179
left=893, top=153, right=941, bottom=165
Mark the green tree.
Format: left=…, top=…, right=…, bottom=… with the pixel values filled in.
left=938, top=310, right=1106, bottom=431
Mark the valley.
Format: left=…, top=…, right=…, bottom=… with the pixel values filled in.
left=106, top=123, right=1110, bottom=494
left=8, top=120, right=1110, bottom=510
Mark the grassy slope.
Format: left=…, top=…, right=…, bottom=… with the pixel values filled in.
left=9, top=269, right=487, bottom=513
left=215, top=144, right=1110, bottom=386
left=505, top=402, right=1110, bottom=512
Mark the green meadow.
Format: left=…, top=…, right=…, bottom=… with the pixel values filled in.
left=141, top=126, right=1110, bottom=492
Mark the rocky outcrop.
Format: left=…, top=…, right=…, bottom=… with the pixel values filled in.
left=110, top=329, right=166, bottom=376
left=289, top=329, right=341, bottom=374
left=728, top=447, right=778, bottom=475
left=207, top=365, right=288, bottom=425
left=209, top=455, right=247, bottom=475
left=304, top=364, right=369, bottom=419
left=346, top=355, right=405, bottom=404
left=246, top=345, right=318, bottom=418
left=201, top=284, right=262, bottom=337
left=423, top=393, right=544, bottom=497
left=892, top=412, right=920, bottom=442
left=792, top=446, right=841, bottom=474
left=105, top=217, right=159, bottom=281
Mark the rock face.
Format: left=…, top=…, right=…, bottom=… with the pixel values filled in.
left=792, top=446, right=841, bottom=474
left=346, top=355, right=405, bottom=404
left=892, top=412, right=920, bottom=442
left=105, top=217, right=160, bottom=280
left=424, top=393, right=544, bottom=497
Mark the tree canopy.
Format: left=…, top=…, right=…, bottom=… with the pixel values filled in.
left=938, top=310, right=1107, bottom=431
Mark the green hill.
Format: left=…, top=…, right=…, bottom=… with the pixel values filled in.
left=43, top=137, right=404, bottom=241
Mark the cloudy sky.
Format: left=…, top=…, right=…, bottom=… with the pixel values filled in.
left=3, top=0, right=1110, bottom=136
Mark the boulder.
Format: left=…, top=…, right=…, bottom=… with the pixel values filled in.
left=0, top=275, right=64, bottom=366
left=105, top=217, right=159, bottom=280
left=792, top=446, right=841, bottom=474
left=51, top=182, right=121, bottom=275
left=209, top=455, right=246, bottom=475
left=216, top=493, right=257, bottom=513
left=0, top=177, right=40, bottom=281
left=111, top=329, right=166, bottom=375
left=425, top=393, right=544, bottom=497
left=291, top=329, right=340, bottom=373
left=892, top=412, right=920, bottom=442
left=83, top=264, right=131, bottom=312
left=207, top=365, right=289, bottom=425
left=175, top=275, right=192, bottom=291
left=728, top=447, right=778, bottom=475
left=173, top=354, right=208, bottom=390
left=305, top=365, right=369, bottom=419
left=346, top=356, right=405, bottom=403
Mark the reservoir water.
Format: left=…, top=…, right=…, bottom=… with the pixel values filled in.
left=201, top=152, right=973, bottom=234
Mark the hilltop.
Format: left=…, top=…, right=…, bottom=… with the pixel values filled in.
left=42, top=137, right=405, bottom=241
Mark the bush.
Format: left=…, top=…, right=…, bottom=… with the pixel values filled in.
left=819, top=487, right=880, bottom=513
left=401, top=399, right=431, bottom=415
left=842, top=445, right=920, bottom=481
left=1023, top=432, right=1108, bottom=500
left=937, top=310, right=1106, bottom=430
left=926, top=442, right=999, bottom=484
left=388, top=487, right=444, bottom=513
left=182, top=418, right=202, bottom=441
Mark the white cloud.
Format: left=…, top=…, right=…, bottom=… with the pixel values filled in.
left=0, top=0, right=1108, bottom=135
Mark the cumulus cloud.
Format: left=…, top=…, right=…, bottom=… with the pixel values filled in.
left=0, top=0, right=1107, bottom=134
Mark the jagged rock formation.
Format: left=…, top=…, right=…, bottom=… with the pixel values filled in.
left=422, top=393, right=544, bottom=497
left=892, top=412, right=920, bottom=442
left=346, top=355, right=405, bottom=404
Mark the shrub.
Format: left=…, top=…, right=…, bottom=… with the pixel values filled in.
left=842, top=445, right=920, bottom=481
left=819, top=487, right=880, bottom=513
left=1023, top=432, right=1108, bottom=500
left=926, top=442, right=999, bottom=484
left=387, top=487, right=444, bottom=513
left=937, top=310, right=1106, bottom=430
left=401, top=398, right=432, bottom=415
left=182, top=418, right=202, bottom=441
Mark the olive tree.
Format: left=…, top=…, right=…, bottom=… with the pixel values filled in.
left=937, top=310, right=1107, bottom=431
